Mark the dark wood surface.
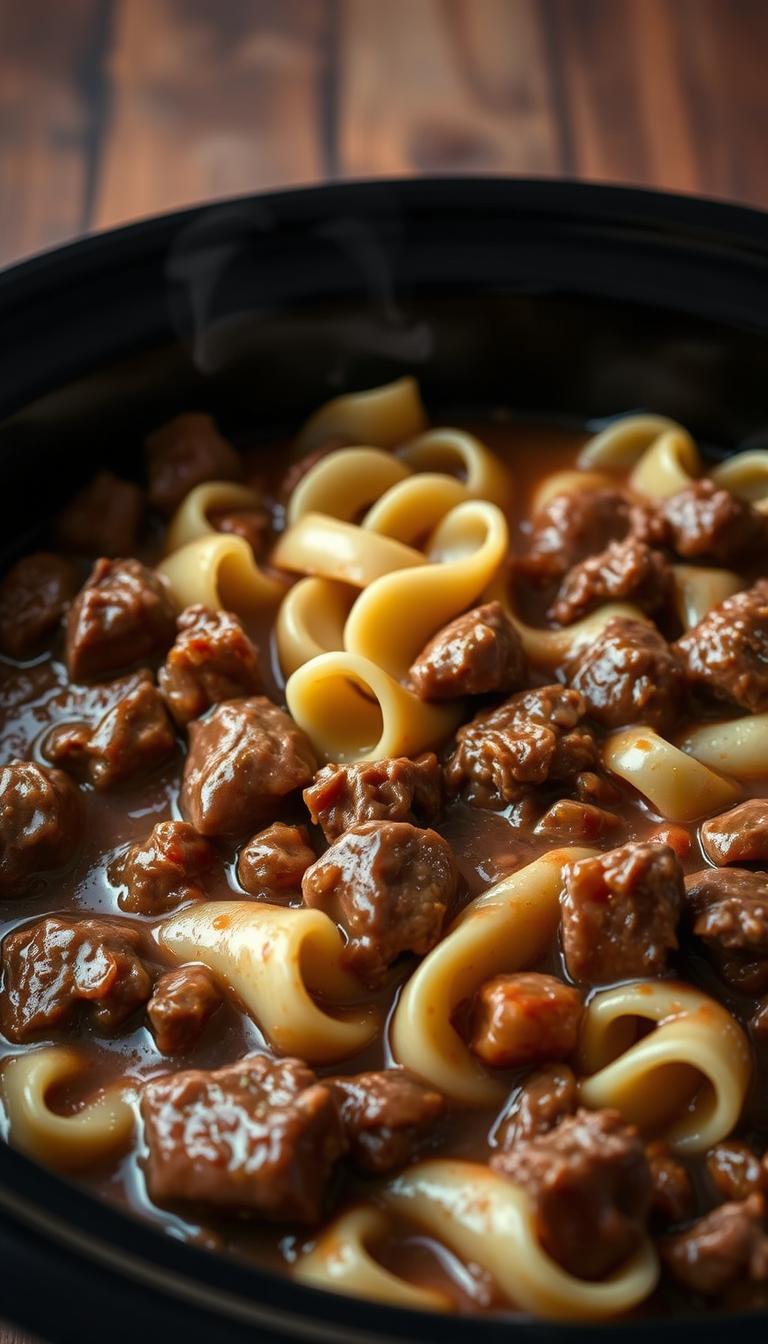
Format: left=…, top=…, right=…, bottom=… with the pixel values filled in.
left=0, top=0, right=767, bottom=1339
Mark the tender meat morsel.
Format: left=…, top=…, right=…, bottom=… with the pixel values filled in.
left=147, top=965, right=222, bottom=1054
left=700, top=800, right=768, bottom=867
left=0, top=760, right=82, bottom=898
left=562, top=842, right=683, bottom=984
left=302, top=820, right=457, bottom=987
left=331, top=1070, right=445, bottom=1174
left=468, top=973, right=582, bottom=1069
left=304, top=753, right=442, bottom=843
left=66, top=558, right=176, bottom=681
left=662, top=1194, right=768, bottom=1297
left=110, top=820, right=215, bottom=914
left=548, top=536, right=672, bottom=626
left=444, top=684, right=598, bottom=809
left=1, top=915, right=153, bottom=1041
left=645, top=1141, right=694, bottom=1223
left=658, top=478, right=768, bottom=563
left=45, top=672, right=176, bottom=790
left=496, top=1065, right=578, bottom=1150
left=675, top=580, right=768, bottom=713
left=685, top=868, right=768, bottom=993
left=0, top=553, right=76, bottom=658
left=158, top=604, right=262, bottom=727
left=408, top=601, right=527, bottom=700
left=707, top=1141, right=768, bottom=1203
left=237, top=823, right=315, bottom=900
left=491, top=1107, right=652, bottom=1279
left=534, top=798, right=623, bottom=846
left=524, top=488, right=643, bottom=584
left=58, top=471, right=145, bottom=557
left=208, top=507, right=270, bottom=557
left=145, top=413, right=241, bottom=516
left=567, top=615, right=685, bottom=732
left=141, top=1054, right=346, bottom=1220
left=181, top=696, right=316, bottom=837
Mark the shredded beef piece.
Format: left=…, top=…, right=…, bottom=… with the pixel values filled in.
left=159, top=604, right=261, bottom=727
left=0, top=553, right=76, bottom=658
left=562, top=842, right=683, bottom=984
left=145, top=413, right=241, bottom=516
left=675, top=580, right=768, bottom=712
left=707, top=1141, right=768, bottom=1203
left=685, top=868, right=768, bottom=993
left=524, top=488, right=638, bottom=584
left=646, top=1141, right=694, bottom=1223
left=0, top=760, right=82, bottom=897
left=567, top=615, right=685, bottom=732
left=468, top=973, right=582, bottom=1069
left=658, top=479, right=768, bottom=563
left=701, top=800, right=768, bottom=867
left=331, top=1069, right=445, bottom=1174
left=45, top=672, right=176, bottom=789
left=496, top=1065, right=578, bottom=1149
left=548, top=536, right=672, bottom=626
left=304, top=753, right=442, bottom=843
left=491, top=1107, right=652, bottom=1279
left=208, top=507, right=270, bottom=556
left=302, top=820, right=457, bottom=987
left=58, top=471, right=145, bottom=557
left=237, top=823, right=315, bottom=900
left=662, top=1194, right=768, bottom=1297
left=408, top=601, right=527, bottom=700
left=141, top=1054, right=346, bottom=1220
left=110, top=820, right=215, bottom=914
left=535, top=798, right=624, bottom=846
left=1, top=914, right=153, bottom=1040
left=181, top=696, right=317, bottom=837
left=147, top=965, right=222, bottom=1054
left=66, top=558, right=176, bottom=681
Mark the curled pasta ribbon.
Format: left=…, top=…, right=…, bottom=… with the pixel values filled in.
left=276, top=576, right=356, bottom=677
left=577, top=413, right=685, bottom=470
left=487, top=570, right=648, bottom=671
left=344, top=500, right=508, bottom=680
left=362, top=472, right=469, bottom=542
left=157, top=533, right=286, bottom=612
left=711, top=450, right=768, bottom=512
left=296, top=376, right=427, bottom=454
left=578, top=982, right=751, bottom=1154
left=296, top=1206, right=452, bottom=1312
left=272, top=512, right=424, bottom=588
left=286, top=448, right=411, bottom=525
left=286, top=650, right=460, bottom=764
left=390, top=849, right=596, bottom=1105
left=397, top=428, right=512, bottom=508
left=603, top=726, right=741, bottom=822
left=671, top=564, right=743, bottom=629
left=164, top=480, right=264, bottom=555
left=531, top=468, right=620, bottom=516
left=680, top=713, right=768, bottom=781
left=158, top=901, right=378, bottom=1064
left=629, top=428, right=701, bottom=499
left=2, top=1047, right=135, bottom=1172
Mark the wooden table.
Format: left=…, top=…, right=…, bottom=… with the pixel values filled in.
left=1, top=0, right=767, bottom=1339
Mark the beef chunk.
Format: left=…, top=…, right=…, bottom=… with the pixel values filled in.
left=304, top=753, right=442, bottom=843
left=332, top=1069, right=445, bottom=1174
left=707, top=1141, right=768, bottom=1203
left=58, top=471, right=145, bottom=557
left=548, top=537, right=671, bottom=626
left=66, top=558, right=176, bottom=681
left=646, top=1141, right=694, bottom=1223
left=658, top=479, right=768, bottom=563
left=662, top=1194, right=768, bottom=1297
left=675, top=580, right=768, bottom=712
left=685, top=868, right=768, bottom=992
left=444, top=684, right=598, bottom=809
left=181, top=697, right=317, bottom=837
left=237, top=823, right=315, bottom=900
left=45, top=672, right=176, bottom=790
left=145, top=413, right=241, bottom=516
left=408, top=601, right=527, bottom=700
left=147, top=965, right=222, bottom=1054
left=110, top=820, right=215, bottom=914
left=302, top=820, right=457, bottom=987
left=572, top=769, right=622, bottom=807
left=497, top=1066, right=578, bottom=1151
left=701, top=800, right=768, bottom=867
left=158, top=605, right=261, bottom=727
left=0, top=553, right=76, bottom=658
left=141, top=1054, right=345, bottom=1220
left=1, top=915, right=153, bottom=1040
left=208, top=507, right=270, bottom=557
left=468, top=973, right=582, bottom=1069
left=524, top=488, right=638, bottom=584
left=491, top=1108, right=652, bottom=1278
left=562, top=842, right=683, bottom=984
left=535, top=798, right=623, bottom=846
left=567, top=616, right=684, bottom=732
left=0, top=760, right=82, bottom=897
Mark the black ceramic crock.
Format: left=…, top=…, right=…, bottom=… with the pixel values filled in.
left=0, top=178, right=767, bottom=1342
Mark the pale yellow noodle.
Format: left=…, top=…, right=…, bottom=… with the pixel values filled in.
left=531, top=468, right=620, bottom=515
left=577, top=414, right=684, bottom=469
left=276, top=576, right=356, bottom=677
left=603, top=726, right=741, bottom=821
left=671, top=564, right=743, bottom=629
left=2, top=1046, right=134, bottom=1171
left=711, top=450, right=768, bottom=512
left=285, top=448, right=411, bottom=525
left=295, top=1206, right=452, bottom=1312
left=397, top=428, right=511, bottom=508
left=272, top=512, right=425, bottom=587
left=157, top=533, right=286, bottom=611
left=296, top=376, right=427, bottom=454
left=629, top=428, right=701, bottom=499
left=679, top=714, right=768, bottom=780
left=362, top=472, right=469, bottom=542
left=164, top=480, right=264, bottom=554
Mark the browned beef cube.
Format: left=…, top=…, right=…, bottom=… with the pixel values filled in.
left=45, top=672, right=176, bottom=790
left=706, top=1141, right=768, bottom=1203
left=141, top=1055, right=346, bottom=1220
left=237, top=823, right=315, bottom=900
left=561, top=842, right=683, bottom=984
left=675, top=580, right=768, bottom=712
left=181, top=697, right=317, bottom=837
left=468, top=973, right=582, bottom=1069
left=548, top=536, right=671, bottom=626
left=1, top=915, right=153, bottom=1040
left=496, top=1065, right=578, bottom=1149
left=304, top=753, right=442, bottom=843
left=524, top=488, right=638, bottom=584
left=302, top=820, right=457, bottom=987
left=685, top=868, right=768, bottom=993
left=208, top=507, right=270, bottom=557
left=0, top=553, right=76, bottom=658
left=58, top=471, right=145, bottom=557
left=567, top=615, right=685, bottom=732
left=701, top=800, right=768, bottom=867
left=147, top=965, right=222, bottom=1054
left=158, top=605, right=261, bottom=727
left=534, top=798, right=624, bottom=846
left=110, top=820, right=215, bottom=914
left=145, top=413, right=241, bottom=516
left=66, top=558, right=176, bottom=681
left=331, top=1069, right=445, bottom=1174
left=408, top=601, right=527, bottom=700
left=0, top=760, right=82, bottom=897
left=659, top=479, right=768, bottom=563
left=491, top=1108, right=652, bottom=1278
left=645, top=1140, right=693, bottom=1223
left=662, top=1195, right=768, bottom=1297
left=444, top=684, right=598, bottom=808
